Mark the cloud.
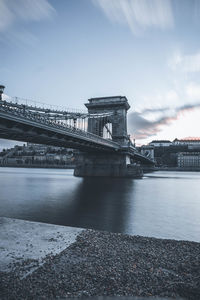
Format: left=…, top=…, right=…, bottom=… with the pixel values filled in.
left=185, top=82, right=200, bottom=100
left=128, top=102, right=200, bottom=140
left=0, top=0, right=13, bottom=32
left=92, top=0, right=174, bottom=35
left=141, top=107, right=169, bottom=114
left=6, top=29, right=39, bottom=47
left=0, top=0, right=55, bottom=32
left=169, top=51, right=200, bottom=73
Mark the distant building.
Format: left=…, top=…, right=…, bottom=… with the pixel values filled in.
left=34, top=155, right=46, bottom=162
left=0, top=143, right=75, bottom=166
left=46, top=153, right=60, bottom=162
left=177, top=152, right=200, bottom=168
left=173, top=138, right=200, bottom=146
left=149, top=140, right=172, bottom=147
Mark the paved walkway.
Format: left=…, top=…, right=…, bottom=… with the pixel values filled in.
left=0, top=217, right=83, bottom=275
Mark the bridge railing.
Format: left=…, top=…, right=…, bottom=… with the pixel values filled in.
left=0, top=99, right=120, bottom=149
left=2, top=96, right=114, bottom=119
left=3, top=96, right=87, bottom=116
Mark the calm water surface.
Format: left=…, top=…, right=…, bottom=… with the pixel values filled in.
left=0, top=167, right=200, bottom=242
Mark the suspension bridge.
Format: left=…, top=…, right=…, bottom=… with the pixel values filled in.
left=0, top=85, right=154, bottom=177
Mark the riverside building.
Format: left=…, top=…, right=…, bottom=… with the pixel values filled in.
left=177, top=152, right=200, bottom=168
left=149, top=140, right=172, bottom=147
left=173, top=138, right=200, bottom=146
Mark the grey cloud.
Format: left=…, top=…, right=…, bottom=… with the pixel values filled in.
left=128, top=102, right=200, bottom=139
left=0, top=0, right=55, bottom=32
left=92, top=0, right=174, bottom=35
left=141, top=107, right=169, bottom=114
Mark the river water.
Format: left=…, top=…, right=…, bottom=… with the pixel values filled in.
left=0, top=167, right=199, bottom=242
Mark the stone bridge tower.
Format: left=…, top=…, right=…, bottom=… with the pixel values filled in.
left=74, top=96, right=143, bottom=178
left=86, top=96, right=130, bottom=146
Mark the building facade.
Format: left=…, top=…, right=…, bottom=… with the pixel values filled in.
left=177, top=152, right=200, bottom=168
left=173, top=138, right=200, bottom=146
left=149, top=140, right=172, bottom=147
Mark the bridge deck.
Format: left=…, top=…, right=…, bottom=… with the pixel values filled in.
left=0, top=99, right=154, bottom=164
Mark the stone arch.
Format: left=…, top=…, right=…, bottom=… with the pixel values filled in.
left=86, top=96, right=130, bottom=146
left=102, top=121, right=112, bottom=140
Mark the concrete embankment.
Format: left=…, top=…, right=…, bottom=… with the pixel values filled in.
left=0, top=217, right=199, bottom=299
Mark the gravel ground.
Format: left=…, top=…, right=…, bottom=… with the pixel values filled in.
left=0, top=229, right=200, bottom=300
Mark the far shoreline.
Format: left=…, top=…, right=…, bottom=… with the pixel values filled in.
left=0, top=164, right=75, bottom=169
left=1, top=164, right=200, bottom=172
left=154, top=166, right=200, bottom=172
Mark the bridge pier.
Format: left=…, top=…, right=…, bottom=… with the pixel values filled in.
left=74, top=96, right=144, bottom=178
left=74, top=152, right=143, bottom=178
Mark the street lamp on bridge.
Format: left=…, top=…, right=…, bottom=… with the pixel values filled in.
left=0, top=85, right=5, bottom=101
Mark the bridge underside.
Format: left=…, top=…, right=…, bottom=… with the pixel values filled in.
left=0, top=113, right=117, bottom=153
left=0, top=102, right=154, bottom=178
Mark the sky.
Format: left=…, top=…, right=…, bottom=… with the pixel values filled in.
left=1, top=0, right=200, bottom=149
